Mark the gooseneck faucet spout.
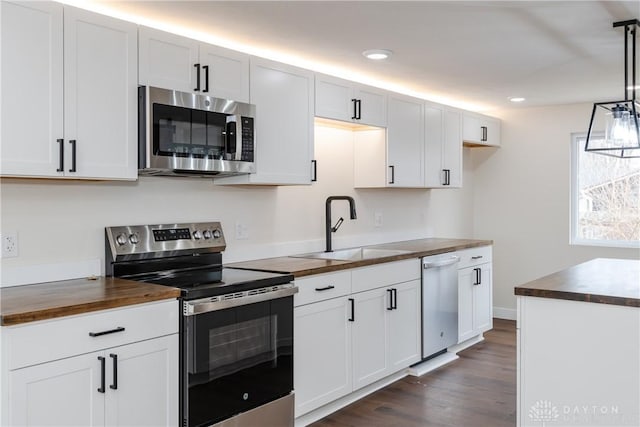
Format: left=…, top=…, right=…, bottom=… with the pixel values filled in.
left=325, top=196, right=357, bottom=252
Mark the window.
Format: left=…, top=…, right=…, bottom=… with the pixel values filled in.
left=571, top=133, right=640, bottom=247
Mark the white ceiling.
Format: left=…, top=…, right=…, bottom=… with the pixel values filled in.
left=77, top=1, right=639, bottom=112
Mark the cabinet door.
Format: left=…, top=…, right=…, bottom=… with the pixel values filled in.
left=387, top=280, right=421, bottom=371
left=462, top=112, right=482, bottom=143
left=351, top=288, right=388, bottom=390
left=443, top=108, right=462, bottom=188
left=387, top=95, right=424, bottom=187
left=484, top=117, right=501, bottom=147
left=473, top=264, right=493, bottom=334
left=64, top=7, right=137, bottom=180
left=424, top=102, right=445, bottom=187
left=294, top=298, right=352, bottom=417
left=9, top=352, right=104, bottom=426
left=199, top=43, right=249, bottom=102
left=104, top=335, right=179, bottom=427
left=138, top=26, right=199, bottom=92
left=315, top=74, right=354, bottom=122
left=355, top=85, right=387, bottom=127
left=457, top=267, right=475, bottom=343
left=1, top=1, right=64, bottom=177
left=218, top=58, right=314, bottom=185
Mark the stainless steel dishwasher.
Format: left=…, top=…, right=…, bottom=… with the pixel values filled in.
left=422, top=253, right=460, bottom=359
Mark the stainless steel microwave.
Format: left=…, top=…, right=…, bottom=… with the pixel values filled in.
left=138, top=86, right=256, bottom=177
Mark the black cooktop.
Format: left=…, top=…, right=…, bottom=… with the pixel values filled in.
left=135, top=267, right=294, bottom=300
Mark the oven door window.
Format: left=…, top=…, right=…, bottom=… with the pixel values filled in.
left=186, top=297, right=293, bottom=427
left=153, top=104, right=231, bottom=159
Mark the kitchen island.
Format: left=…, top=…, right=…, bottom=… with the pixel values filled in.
left=514, top=258, right=640, bottom=427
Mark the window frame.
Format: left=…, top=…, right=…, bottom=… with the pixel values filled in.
left=570, top=132, right=640, bottom=249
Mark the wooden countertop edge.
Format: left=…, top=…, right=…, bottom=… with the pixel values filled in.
left=514, top=288, right=640, bottom=308
left=229, top=239, right=494, bottom=277
left=0, top=291, right=180, bottom=326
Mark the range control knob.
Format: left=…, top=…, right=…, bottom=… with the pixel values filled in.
left=129, top=234, right=139, bottom=244
left=193, top=230, right=202, bottom=240
left=212, top=229, right=222, bottom=239
left=115, top=233, right=128, bottom=246
left=203, top=230, right=213, bottom=240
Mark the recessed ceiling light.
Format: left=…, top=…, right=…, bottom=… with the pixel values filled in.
left=509, top=97, right=526, bottom=103
left=362, top=49, right=392, bottom=60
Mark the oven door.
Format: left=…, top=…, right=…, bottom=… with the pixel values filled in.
left=183, top=296, right=294, bottom=427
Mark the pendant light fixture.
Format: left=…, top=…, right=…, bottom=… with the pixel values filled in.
left=585, top=19, right=640, bottom=158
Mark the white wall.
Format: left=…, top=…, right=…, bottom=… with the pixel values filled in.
left=473, top=103, right=640, bottom=317
left=0, top=124, right=475, bottom=286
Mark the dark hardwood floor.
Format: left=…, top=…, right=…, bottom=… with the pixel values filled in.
left=311, top=319, right=516, bottom=427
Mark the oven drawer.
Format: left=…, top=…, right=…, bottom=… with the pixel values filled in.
left=294, top=271, right=351, bottom=307
left=457, top=246, right=492, bottom=269
left=5, top=300, right=179, bottom=370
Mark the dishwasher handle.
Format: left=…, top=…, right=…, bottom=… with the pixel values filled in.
left=423, top=256, right=460, bottom=269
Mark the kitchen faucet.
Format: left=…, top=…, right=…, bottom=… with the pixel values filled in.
left=325, top=196, right=357, bottom=252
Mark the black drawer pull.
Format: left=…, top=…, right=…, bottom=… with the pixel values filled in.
left=471, top=255, right=483, bottom=260
left=89, top=327, right=125, bottom=337
left=348, top=298, right=355, bottom=321
left=386, top=289, right=394, bottom=311
left=315, top=285, right=335, bottom=291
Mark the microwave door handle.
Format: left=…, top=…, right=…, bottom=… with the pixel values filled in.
left=226, top=115, right=241, bottom=160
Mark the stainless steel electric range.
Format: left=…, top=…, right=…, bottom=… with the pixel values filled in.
left=105, top=222, right=297, bottom=427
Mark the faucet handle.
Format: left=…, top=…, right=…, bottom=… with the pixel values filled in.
left=331, top=217, right=345, bottom=232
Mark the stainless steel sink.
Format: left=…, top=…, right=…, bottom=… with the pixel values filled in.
left=290, top=247, right=412, bottom=261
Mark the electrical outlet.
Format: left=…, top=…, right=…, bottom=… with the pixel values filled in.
left=1, top=231, right=19, bottom=258
left=235, top=222, right=249, bottom=240
left=374, top=212, right=383, bottom=228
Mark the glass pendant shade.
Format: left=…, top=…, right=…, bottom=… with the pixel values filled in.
left=586, top=100, right=640, bottom=158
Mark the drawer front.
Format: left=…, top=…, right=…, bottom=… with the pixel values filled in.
left=351, top=259, right=420, bottom=294
left=294, top=271, right=351, bottom=307
left=457, top=246, right=492, bottom=269
left=6, top=300, right=179, bottom=370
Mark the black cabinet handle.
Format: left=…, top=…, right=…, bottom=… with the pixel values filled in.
left=481, top=126, right=488, bottom=142
left=348, top=298, right=355, bottom=321
left=473, top=268, right=482, bottom=285
left=202, top=65, right=209, bottom=93
left=89, top=326, right=125, bottom=337
left=109, top=354, right=118, bottom=390
left=442, top=169, right=451, bottom=186
left=315, top=285, right=335, bottom=291
left=389, top=165, right=395, bottom=184
left=386, top=289, right=393, bottom=311
left=97, top=356, right=105, bottom=393
left=351, top=98, right=358, bottom=120
left=356, top=99, right=362, bottom=120
left=311, top=159, right=317, bottom=182
left=56, top=138, right=64, bottom=172
left=69, top=140, right=77, bottom=172
left=392, top=288, right=398, bottom=310
left=471, top=255, right=483, bottom=260
left=194, top=63, right=201, bottom=91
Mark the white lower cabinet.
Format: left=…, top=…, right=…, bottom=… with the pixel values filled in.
left=2, top=301, right=179, bottom=427
left=457, top=246, right=493, bottom=343
left=294, top=260, right=421, bottom=418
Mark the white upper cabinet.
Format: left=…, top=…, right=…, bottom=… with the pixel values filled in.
left=215, top=57, right=315, bottom=185
left=354, top=94, right=424, bottom=188
left=1, top=1, right=63, bottom=177
left=424, top=103, right=462, bottom=188
left=138, top=26, right=250, bottom=102
left=386, top=94, right=425, bottom=187
left=64, top=7, right=138, bottom=180
left=315, top=74, right=387, bottom=127
left=0, top=2, right=137, bottom=180
left=462, top=112, right=501, bottom=147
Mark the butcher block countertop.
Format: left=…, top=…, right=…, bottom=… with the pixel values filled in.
left=514, top=258, right=640, bottom=308
left=0, top=277, right=180, bottom=326
left=227, top=238, right=493, bottom=277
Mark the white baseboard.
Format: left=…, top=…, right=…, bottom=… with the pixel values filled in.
left=408, top=352, right=459, bottom=377
left=493, top=306, right=517, bottom=320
